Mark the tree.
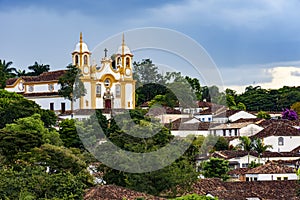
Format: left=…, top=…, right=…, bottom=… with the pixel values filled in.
left=14, top=69, right=27, bottom=77
left=27, top=61, right=50, bottom=76
left=0, top=59, right=16, bottom=88
left=59, top=119, right=85, bottom=150
left=3, top=113, right=62, bottom=146
left=0, top=59, right=16, bottom=77
left=58, top=64, right=86, bottom=113
left=96, top=109, right=198, bottom=197
left=257, top=111, right=271, bottom=119
left=133, top=59, right=164, bottom=88
left=291, top=102, right=300, bottom=116
left=282, top=108, right=298, bottom=120
left=237, top=136, right=254, bottom=166
left=252, top=138, right=272, bottom=164
left=201, top=157, right=230, bottom=181
left=185, top=76, right=202, bottom=100
left=0, top=90, right=41, bottom=128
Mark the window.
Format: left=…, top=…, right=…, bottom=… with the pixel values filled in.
left=208, top=117, right=211, bottom=122
left=278, top=137, right=284, bottom=146
left=246, top=177, right=250, bottom=182
left=234, top=129, right=238, bottom=136
left=28, top=85, right=34, bottom=92
left=84, top=55, right=88, bottom=65
left=75, top=55, right=79, bottom=65
left=283, top=177, right=288, bottom=180
left=96, top=84, right=101, bottom=97
left=242, top=163, right=248, bottom=168
left=253, top=177, right=258, bottom=181
left=223, top=130, right=226, bottom=136
left=277, top=177, right=281, bottom=180
left=202, top=118, right=205, bottom=122
left=115, top=84, right=121, bottom=98
left=104, top=78, right=110, bottom=87
left=61, top=102, right=66, bottom=114
left=229, top=129, right=232, bottom=136
left=126, top=57, right=130, bottom=67
left=50, top=103, right=54, bottom=111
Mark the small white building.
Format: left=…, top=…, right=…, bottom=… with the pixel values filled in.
left=244, top=162, right=297, bottom=181
left=251, top=122, right=300, bottom=152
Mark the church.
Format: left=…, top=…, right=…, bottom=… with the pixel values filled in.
left=5, top=33, right=136, bottom=114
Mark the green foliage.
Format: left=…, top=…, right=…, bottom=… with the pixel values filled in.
left=248, top=161, right=261, bottom=168
left=58, top=64, right=86, bottom=102
left=185, top=76, right=202, bottom=100
left=0, top=129, right=43, bottom=163
left=0, top=59, right=16, bottom=88
left=27, top=61, right=50, bottom=76
left=39, top=109, right=57, bottom=128
left=201, top=157, right=230, bottom=181
left=257, top=111, right=271, bottom=119
left=291, top=102, right=300, bottom=116
left=59, top=119, right=84, bottom=149
left=96, top=109, right=198, bottom=197
left=3, top=113, right=62, bottom=146
left=238, top=85, right=300, bottom=111
left=173, top=194, right=218, bottom=200
left=0, top=165, right=92, bottom=200
left=0, top=90, right=41, bottom=128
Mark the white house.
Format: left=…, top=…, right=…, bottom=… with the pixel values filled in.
left=244, top=162, right=298, bottom=181
left=251, top=122, right=300, bottom=153
left=168, top=118, right=211, bottom=137
left=209, top=122, right=253, bottom=137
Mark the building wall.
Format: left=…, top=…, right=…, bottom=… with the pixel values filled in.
left=194, top=114, right=213, bottom=122
left=229, top=155, right=262, bottom=168
left=264, top=136, right=300, bottom=152
left=246, top=173, right=297, bottom=181
left=28, top=96, right=71, bottom=112
left=171, top=130, right=210, bottom=137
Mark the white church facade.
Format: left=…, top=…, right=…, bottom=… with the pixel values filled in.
left=5, top=33, right=136, bottom=113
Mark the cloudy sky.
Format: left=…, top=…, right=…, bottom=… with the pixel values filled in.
left=1, top=0, right=300, bottom=93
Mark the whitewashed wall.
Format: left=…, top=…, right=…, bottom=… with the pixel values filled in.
left=263, top=136, right=300, bottom=152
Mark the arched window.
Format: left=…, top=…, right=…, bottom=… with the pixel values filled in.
left=278, top=137, right=284, bottom=146
left=75, top=55, right=79, bottom=65
left=84, top=55, right=88, bottom=65
left=96, top=84, right=101, bottom=97
left=115, top=84, right=121, bottom=98
left=126, top=57, right=130, bottom=67
left=104, top=78, right=110, bottom=88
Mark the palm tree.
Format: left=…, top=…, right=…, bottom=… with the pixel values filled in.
left=14, top=69, right=27, bottom=77
left=0, top=59, right=16, bottom=88
left=27, top=61, right=50, bottom=76
left=252, top=138, right=272, bottom=164
left=0, top=59, right=16, bottom=78
left=237, top=136, right=254, bottom=167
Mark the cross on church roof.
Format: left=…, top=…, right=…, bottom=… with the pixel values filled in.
left=104, top=48, right=108, bottom=57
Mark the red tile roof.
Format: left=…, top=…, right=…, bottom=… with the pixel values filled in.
left=246, top=162, right=295, bottom=174
left=84, top=185, right=165, bottom=200
left=190, top=178, right=300, bottom=200
left=251, top=122, right=300, bottom=138
left=6, top=70, right=66, bottom=86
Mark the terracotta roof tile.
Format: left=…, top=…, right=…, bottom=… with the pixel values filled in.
left=84, top=185, right=165, bottom=200
left=5, top=77, right=18, bottom=86
left=246, top=162, right=295, bottom=174
left=251, top=122, right=300, bottom=138
left=190, top=178, right=300, bottom=200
